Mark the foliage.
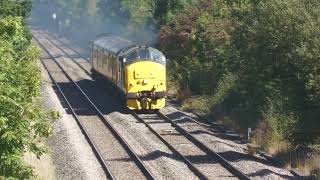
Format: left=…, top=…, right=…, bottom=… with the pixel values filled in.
left=153, top=0, right=195, bottom=24
left=54, top=0, right=88, bottom=19
left=0, top=0, right=32, bottom=18
left=121, top=0, right=154, bottom=26
left=0, top=7, right=52, bottom=180
left=161, top=0, right=320, bottom=147
left=48, top=0, right=194, bottom=43
left=236, top=0, right=320, bottom=145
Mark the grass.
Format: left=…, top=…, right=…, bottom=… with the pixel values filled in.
left=181, top=96, right=211, bottom=114
left=272, top=145, right=320, bottom=177
left=180, top=95, right=253, bottom=137
left=252, top=118, right=320, bottom=176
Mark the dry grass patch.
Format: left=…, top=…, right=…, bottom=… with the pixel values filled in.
left=277, top=146, right=320, bottom=176
left=166, top=82, right=179, bottom=98
left=181, top=96, right=210, bottom=114
left=246, top=143, right=260, bottom=156
left=251, top=118, right=320, bottom=177
left=24, top=151, right=56, bottom=180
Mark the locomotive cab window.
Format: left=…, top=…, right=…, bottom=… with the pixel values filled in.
left=125, top=47, right=166, bottom=64
left=149, top=48, right=166, bottom=64
left=126, top=50, right=138, bottom=62
left=138, top=48, right=151, bottom=59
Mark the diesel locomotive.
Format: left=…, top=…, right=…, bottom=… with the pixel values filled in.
left=90, top=34, right=166, bottom=110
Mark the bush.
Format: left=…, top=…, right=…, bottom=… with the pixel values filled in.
left=0, top=0, right=32, bottom=18
left=161, top=0, right=320, bottom=146
left=0, top=16, right=52, bottom=179
left=235, top=0, right=320, bottom=145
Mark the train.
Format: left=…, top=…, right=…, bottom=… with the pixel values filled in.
left=90, top=34, right=166, bottom=110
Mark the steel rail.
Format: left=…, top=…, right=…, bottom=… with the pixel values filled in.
left=167, top=97, right=291, bottom=169
left=47, top=32, right=90, bottom=62
left=39, top=32, right=91, bottom=75
left=166, top=96, right=227, bottom=133
left=157, top=111, right=251, bottom=180
left=33, top=34, right=155, bottom=180
left=131, top=112, right=209, bottom=180
left=39, top=55, right=115, bottom=180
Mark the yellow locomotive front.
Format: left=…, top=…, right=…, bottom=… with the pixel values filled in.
left=123, top=47, right=166, bottom=110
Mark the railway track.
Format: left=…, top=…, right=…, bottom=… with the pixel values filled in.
left=33, top=33, right=155, bottom=180
left=43, top=32, right=90, bottom=62
left=38, top=46, right=115, bottom=180
left=35, top=30, right=251, bottom=179
left=132, top=112, right=250, bottom=180
left=156, top=112, right=250, bottom=179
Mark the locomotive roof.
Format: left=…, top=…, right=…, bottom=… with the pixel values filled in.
left=93, top=34, right=134, bottom=54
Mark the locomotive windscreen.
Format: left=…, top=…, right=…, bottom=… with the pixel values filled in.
left=124, top=47, right=166, bottom=64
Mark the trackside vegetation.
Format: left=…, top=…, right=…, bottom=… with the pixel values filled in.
left=0, top=0, right=52, bottom=179
left=161, top=0, right=320, bottom=175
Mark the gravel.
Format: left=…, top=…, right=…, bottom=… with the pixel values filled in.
left=39, top=51, right=107, bottom=180
left=160, top=106, right=295, bottom=179
left=136, top=114, right=236, bottom=179
left=107, top=112, right=199, bottom=180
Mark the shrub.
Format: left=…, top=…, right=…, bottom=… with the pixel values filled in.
left=161, top=0, right=320, bottom=146
left=235, top=0, right=320, bottom=145
left=0, top=0, right=32, bottom=18
left=0, top=16, right=52, bottom=179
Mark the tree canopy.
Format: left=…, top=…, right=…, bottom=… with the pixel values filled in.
left=0, top=1, right=52, bottom=179
left=160, top=0, right=320, bottom=146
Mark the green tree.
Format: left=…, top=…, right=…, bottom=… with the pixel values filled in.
left=0, top=0, right=32, bottom=18
left=154, top=0, right=194, bottom=24
left=0, top=14, right=52, bottom=180
left=236, top=0, right=320, bottom=144
left=161, top=0, right=320, bottom=146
